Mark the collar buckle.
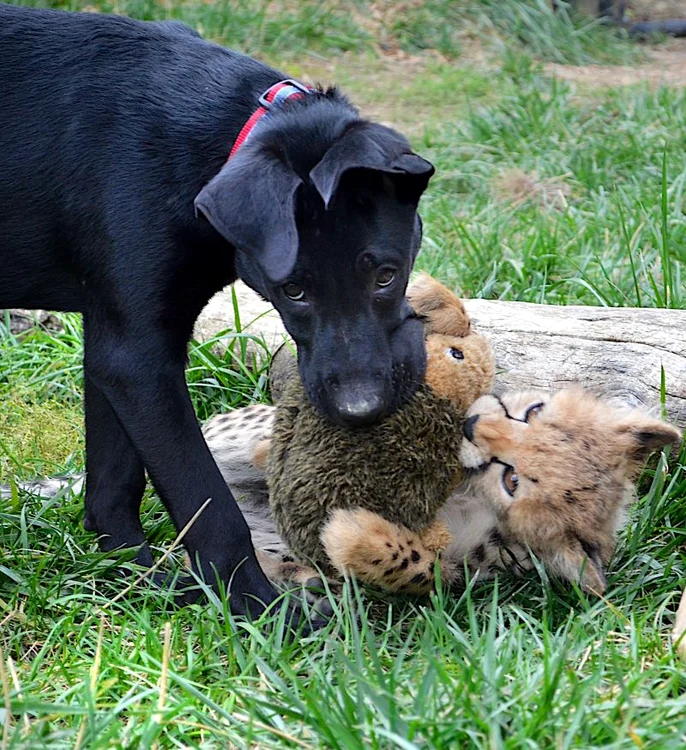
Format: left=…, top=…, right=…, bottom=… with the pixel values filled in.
left=257, top=79, right=313, bottom=110
left=228, top=78, right=314, bottom=160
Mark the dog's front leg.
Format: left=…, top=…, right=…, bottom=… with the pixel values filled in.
left=83, top=321, right=280, bottom=618
left=83, top=375, right=153, bottom=567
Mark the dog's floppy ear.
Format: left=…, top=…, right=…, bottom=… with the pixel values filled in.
left=310, top=122, right=434, bottom=208
left=194, top=151, right=302, bottom=283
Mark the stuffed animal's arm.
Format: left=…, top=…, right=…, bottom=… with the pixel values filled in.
left=320, top=508, right=454, bottom=595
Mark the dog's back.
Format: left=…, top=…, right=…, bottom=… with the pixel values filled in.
left=0, top=5, right=276, bottom=311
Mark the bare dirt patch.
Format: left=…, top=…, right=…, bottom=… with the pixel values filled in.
left=629, top=1, right=686, bottom=21
left=292, top=39, right=493, bottom=134
left=291, top=55, right=430, bottom=131
left=545, top=39, right=686, bottom=87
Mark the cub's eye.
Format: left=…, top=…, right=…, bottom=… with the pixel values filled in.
left=283, top=282, right=305, bottom=301
left=375, top=268, right=395, bottom=288
left=524, top=402, right=545, bottom=422
left=448, top=347, right=464, bottom=361
left=502, top=466, right=519, bottom=497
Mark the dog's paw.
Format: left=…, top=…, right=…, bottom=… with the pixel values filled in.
left=321, top=508, right=450, bottom=595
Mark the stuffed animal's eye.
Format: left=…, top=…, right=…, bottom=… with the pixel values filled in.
left=376, top=268, right=395, bottom=287
left=283, top=282, right=305, bottom=301
left=502, top=466, right=519, bottom=496
left=524, top=402, right=544, bottom=422
left=448, top=347, right=464, bottom=361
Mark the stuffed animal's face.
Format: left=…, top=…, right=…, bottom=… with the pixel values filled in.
left=424, top=332, right=494, bottom=412
left=405, top=272, right=495, bottom=411
left=458, top=389, right=682, bottom=592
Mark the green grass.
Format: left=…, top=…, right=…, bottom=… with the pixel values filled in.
left=417, top=68, right=686, bottom=307
left=2, top=1, right=686, bottom=747
left=477, top=0, right=642, bottom=66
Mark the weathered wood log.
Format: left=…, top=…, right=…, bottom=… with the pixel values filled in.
left=195, top=281, right=686, bottom=427
left=465, top=298, right=686, bottom=427
left=193, top=282, right=289, bottom=368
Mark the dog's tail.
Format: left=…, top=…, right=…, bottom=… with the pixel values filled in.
left=0, top=475, right=85, bottom=499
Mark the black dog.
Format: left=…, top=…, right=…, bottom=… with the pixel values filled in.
left=0, top=5, right=434, bottom=621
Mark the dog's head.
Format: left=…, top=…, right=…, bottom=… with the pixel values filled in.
left=195, top=99, right=434, bottom=427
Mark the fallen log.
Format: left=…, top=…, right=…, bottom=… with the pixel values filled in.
left=464, top=298, right=686, bottom=427
left=195, top=281, right=686, bottom=428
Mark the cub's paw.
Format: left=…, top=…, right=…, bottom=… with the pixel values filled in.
left=256, top=550, right=334, bottom=618
left=321, top=508, right=451, bottom=595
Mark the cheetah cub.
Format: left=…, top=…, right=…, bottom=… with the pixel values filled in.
left=203, top=388, right=681, bottom=596
left=437, top=388, right=681, bottom=593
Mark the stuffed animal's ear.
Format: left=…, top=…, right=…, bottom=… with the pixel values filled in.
left=309, top=122, right=434, bottom=208
left=194, top=151, right=302, bottom=283
left=407, top=273, right=471, bottom=337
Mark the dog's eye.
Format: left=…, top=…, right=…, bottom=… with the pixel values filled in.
left=524, top=402, right=544, bottom=422
left=502, top=466, right=519, bottom=497
left=283, top=282, right=305, bottom=301
left=448, top=347, right=464, bottom=361
left=376, top=269, right=395, bottom=287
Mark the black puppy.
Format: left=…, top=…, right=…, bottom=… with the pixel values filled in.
left=0, top=5, right=434, bottom=620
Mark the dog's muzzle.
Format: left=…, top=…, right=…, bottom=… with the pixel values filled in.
left=331, top=386, right=386, bottom=427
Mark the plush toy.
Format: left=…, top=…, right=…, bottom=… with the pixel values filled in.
left=265, top=275, right=495, bottom=582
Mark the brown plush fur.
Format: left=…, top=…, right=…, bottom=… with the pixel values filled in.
left=265, top=275, right=494, bottom=575
left=267, top=381, right=466, bottom=574
left=269, top=342, right=299, bottom=403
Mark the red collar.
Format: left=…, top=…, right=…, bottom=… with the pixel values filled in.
left=229, top=79, right=314, bottom=160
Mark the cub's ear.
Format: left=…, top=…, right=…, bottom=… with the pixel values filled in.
left=615, top=417, right=682, bottom=466
left=194, top=150, right=302, bottom=283
left=310, top=121, right=434, bottom=208
left=507, top=502, right=613, bottom=596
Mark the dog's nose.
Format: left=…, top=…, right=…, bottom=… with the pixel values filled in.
left=463, top=414, right=479, bottom=442
left=334, top=390, right=386, bottom=427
